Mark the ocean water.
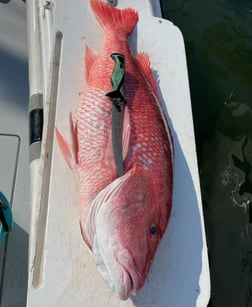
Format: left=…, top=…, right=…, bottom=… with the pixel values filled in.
left=161, top=0, right=252, bottom=306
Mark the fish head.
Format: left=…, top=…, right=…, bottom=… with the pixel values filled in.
left=90, top=166, right=171, bottom=300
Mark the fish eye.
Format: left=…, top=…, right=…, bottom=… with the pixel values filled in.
left=150, top=224, right=158, bottom=236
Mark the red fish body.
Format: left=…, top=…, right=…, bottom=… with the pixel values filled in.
left=56, top=0, right=173, bottom=300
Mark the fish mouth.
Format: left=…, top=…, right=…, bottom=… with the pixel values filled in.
left=93, top=236, right=139, bottom=300
left=117, top=256, right=142, bottom=298
left=93, top=237, right=142, bottom=299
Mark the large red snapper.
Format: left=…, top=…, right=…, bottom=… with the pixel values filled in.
left=56, top=0, right=173, bottom=300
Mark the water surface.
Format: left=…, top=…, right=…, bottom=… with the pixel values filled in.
left=161, top=0, right=252, bottom=306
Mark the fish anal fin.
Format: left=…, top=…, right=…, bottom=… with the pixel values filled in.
left=135, top=52, right=159, bottom=98
left=85, top=45, right=97, bottom=83
left=55, top=128, right=75, bottom=169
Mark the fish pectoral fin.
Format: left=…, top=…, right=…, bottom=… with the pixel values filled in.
left=122, top=105, right=131, bottom=161
left=55, top=127, right=76, bottom=169
left=85, top=45, right=97, bottom=84
left=70, top=113, right=79, bottom=165
left=103, top=137, right=119, bottom=177
left=135, top=52, right=159, bottom=98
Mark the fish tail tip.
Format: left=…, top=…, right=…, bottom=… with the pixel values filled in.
left=90, top=0, right=138, bottom=35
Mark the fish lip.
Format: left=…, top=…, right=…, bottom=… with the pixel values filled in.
left=117, top=256, right=142, bottom=298
left=93, top=236, right=136, bottom=300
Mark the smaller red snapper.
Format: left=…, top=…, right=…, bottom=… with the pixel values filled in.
left=56, top=0, right=173, bottom=300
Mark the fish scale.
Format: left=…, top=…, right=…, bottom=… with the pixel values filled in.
left=74, top=88, right=116, bottom=202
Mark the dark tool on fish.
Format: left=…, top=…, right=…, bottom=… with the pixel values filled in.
left=106, top=53, right=127, bottom=177
left=0, top=191, right=13, bottom=244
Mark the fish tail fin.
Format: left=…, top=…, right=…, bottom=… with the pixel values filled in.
left=90, top=0, right=138, bottom=35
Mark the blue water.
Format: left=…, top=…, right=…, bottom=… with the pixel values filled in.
left=161, top=0, right=252, bottom=306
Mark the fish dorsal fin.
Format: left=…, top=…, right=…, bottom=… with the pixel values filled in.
left=135, top=52, right=159, bottom=98
left=85, top=45, right=97, bottom=83
left=136, top=53, right=174, bottom=163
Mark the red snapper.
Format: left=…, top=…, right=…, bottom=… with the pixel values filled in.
left=56, top=0, right=173, bottom=300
